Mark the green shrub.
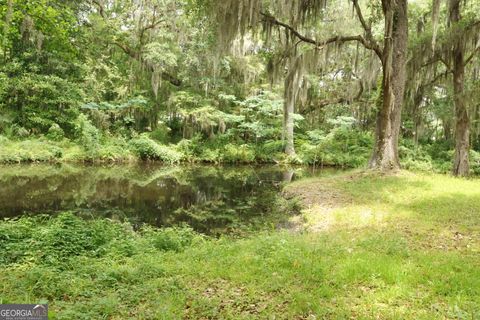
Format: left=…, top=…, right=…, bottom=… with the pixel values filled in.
left=0, top=213, right=205, bottom=274
left=199, top=148, right=221, bottom=163
left=129, top=134, right=183, bottom=163
left=254, top=140, right=284, bottom=162
left=176, top=139, right=193, bottom=156
left=149, top=124, right=171, bottom=144
left=1, top=67, right=83, bottom=135
left=299, top=128, right=372, bottom=167
left=46, top=123, right=65, bottom=141
left=0, top=138, right=63, bottom=163
left=262, top=140, right=285, bottom=154
left=222, top=143, right=255, bottom=163
left=399, top=143, right=434, bottom=172
left=157, top=144, right=184, bottom=163
left=129, top=134, right=159, bottom=160
left=143, top=226, right=199, bottom=252
left=424, top=140, right=454, bottom=163
left=96, top=139, right=134, bottom=162
left=10, top=124, right=30, bottom=138
left=0, top=213, right=134, bottom=265
left=0, top=113, right=14, bottom=134
left=397, top=140, right=467, bottom=174
left=176, top=137, right=202, bottom=160
left=73, top=114, right=100, bottom=157
left=470, top=150, right=480, bottom=175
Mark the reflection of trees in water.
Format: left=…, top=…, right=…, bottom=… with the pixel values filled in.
left=0, top=164, right=312, bottom=232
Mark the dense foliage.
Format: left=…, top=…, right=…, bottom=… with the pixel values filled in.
left=0, top=0, right=479, bottom=174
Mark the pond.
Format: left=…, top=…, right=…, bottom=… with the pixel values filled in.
left=0, top=164, right=326, bottom=234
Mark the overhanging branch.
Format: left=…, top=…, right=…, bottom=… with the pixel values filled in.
left=464, top=45, right=480, bottom=66
left=351, top=0, right=382, bottom=58
left=113, top=42, right=181, bottom=87
left=91, top=1, right=181, bottom=87
left=302, top=80, right=365, bottom=115
left=260, top=12, right=382, bottom=59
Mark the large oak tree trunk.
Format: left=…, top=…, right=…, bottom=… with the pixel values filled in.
left=369, top=0, right=408, bottom=170
left=450, top=0, right=470, bottom=176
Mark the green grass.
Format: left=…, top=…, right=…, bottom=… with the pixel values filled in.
left=1, top=171, right=479, bottom=319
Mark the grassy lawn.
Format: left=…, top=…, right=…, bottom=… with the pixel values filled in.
left=1, top=170, right=479, bottom=319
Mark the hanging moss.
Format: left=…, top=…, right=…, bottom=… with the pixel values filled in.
left=431, top=0, right=442, bottom=51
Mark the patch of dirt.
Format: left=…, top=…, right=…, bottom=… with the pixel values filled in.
left=281, top=171, right=408, bottom=233
left=283, top=179, right=350, bottom=209
left=282, top=178, right=352, bottom=232
left=283, top=169, right=402, bottom=210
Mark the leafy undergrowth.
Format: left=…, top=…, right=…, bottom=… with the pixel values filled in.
left=2, top=131, right=480, bottom=174
left=0, top=136, right=136, bottom=164
left=1, top=171, right=480, bottom=319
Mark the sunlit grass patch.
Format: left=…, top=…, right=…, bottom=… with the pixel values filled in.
left=288, top=170, right=480, bottom=234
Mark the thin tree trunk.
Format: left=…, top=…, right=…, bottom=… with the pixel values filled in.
left=2, top=0, right=13, bottom=62
left=284, top=56, right=303, bottom=157
left=450, top=0, right=470, bottom=176
left=369, top=0, right=408, bottom=170
left=413, top=90, right=424, bottom=145
left=443, top=120, right=451, bottom=141
left=391, top=0, right=408, bottom=163
left=285, top=98, right=296, bottom=156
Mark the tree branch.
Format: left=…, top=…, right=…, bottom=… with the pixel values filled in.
left=421, top=52, right=453, bottom=74
left=113, top=41, right=139, bottom=59
left=302, top=80, right=364, bottom=115
left=351, top=0, right=382, bottom=57
left=260, top=12, right=383, bottom=59
left=91, top=2, right=181, bottom=87
left=113, top=41, right=181, bottom=86
left=91, top=0, right=106, bottom=19
left=464, top=45, right=480, bottom=66
left=418, top=69, right=450, bottom=91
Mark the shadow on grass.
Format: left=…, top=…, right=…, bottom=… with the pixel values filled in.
left=396, top=193, right=480, bottom=227
left=333, top=172, right=432, bottom=205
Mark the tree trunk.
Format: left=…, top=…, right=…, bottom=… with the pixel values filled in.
left=413, top=90, right=424, bottom=145
left=284, top=56, right=303, bottom=157
left=284, top=98, right=296, bottom=156
left=369, top=0, right=408, bottom=170
left=450, top=0, right=470, bottom=176
left=442, top=117, right=451, bottom=141
left=2, top=0, right=13, bottom=62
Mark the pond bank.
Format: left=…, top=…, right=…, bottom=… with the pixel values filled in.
left=1, top=170, right=479, bottom=319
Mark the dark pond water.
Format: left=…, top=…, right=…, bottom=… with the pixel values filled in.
left=0, top=164, right=325, bottom=234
